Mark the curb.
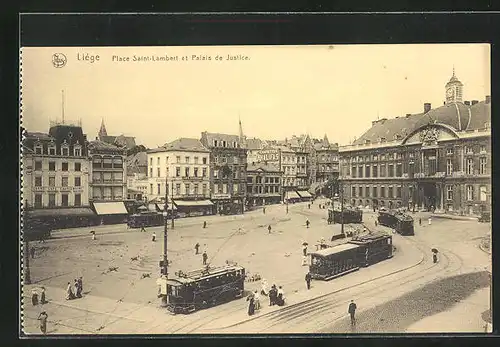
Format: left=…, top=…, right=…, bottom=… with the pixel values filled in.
left=217, top=244, right=426, bottom=330
left=431, top=214, right=478, bottom=222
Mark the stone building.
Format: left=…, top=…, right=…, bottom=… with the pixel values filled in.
left=98, top=119, right=137, bottom=150
left=200, top=131, right=248, bottom=215
left=147, top=138, right=212, bottom=217
left=339, top=71, right=491, bottom=215
left=246, top=163, right=282, bottom=207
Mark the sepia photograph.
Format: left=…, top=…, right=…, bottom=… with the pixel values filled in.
left=20, top=44, right=491, bottom=335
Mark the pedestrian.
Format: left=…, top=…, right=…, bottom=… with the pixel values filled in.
left=254, top=290, right=261, bottom=310
left=203, top=221, right=207, bottom=228
left=202, top=251, right=208, bottom=265
left=269, top=284, right=277, bottom=306
left=433, top=252, right=438, bottom=263
left=363, top=227, right=367, bottom=234
left=428, top=216, right=432, bottom=225
left=31, top=288, right=39, bottom=306
left=247, top=293, right=255, bottom=316
left=320, top=237, right=327, bottom=249
left=268, top=225, right=272, bottom=234
left=78, top=277, right=83, bottom=294
left=66, top=282, right=75, bottom=300
left=419, top=218, right=422, bottom=226
left=306, top=219, right=310, bottom=228
left=261, top=279, right=268, bottom=296
left=151, top=231, right=156, bottom=242
left=40, top=286, right=47, bottom=304
left=308, top=203, right=311, bottom=209
left=90, top=230, right=96, bottom=240
left=375, top=220, right=378, bottom=227
left=195, top=242, right=200, bottom=255
left=305, top=272, right=312, bottom=290
left=75, top=279, right=82, bottom=298
left=30, top=247, right=36, bottom=259
left=263, top=207, right=266, bottom=214
left=277, top=286, right=285, bottom=306
left=37, top=311, right=48, bottom=335
left=302, top=244, right=308, bottom=256
left=348, top=300, right=357, bottom=326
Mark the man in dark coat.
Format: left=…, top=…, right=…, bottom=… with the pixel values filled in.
left=268, top=225, right=272, bottom=234
left=38, top=311, right=48, bottom=334
left=202, top=251, right=208, bottom=265
left=195, top=243, right=200, bottom=254
left=269, top=285, right=277, bottom=306
left=306, top=219, right=310, bottom=228
left=348, top=300, right=357, bottom=326
left=305, top=272, right=312, bottom=290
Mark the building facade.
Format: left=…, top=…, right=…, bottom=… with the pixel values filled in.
left=200, top=131, right=247, bottom=215
left=88, top=139, right=129, bottom=221
left=147, top=138, right=212, bottom=216
left=339, top=72, right=491, bottom=215
left=246, top=163, right=282, bottom=207
left=23, top=124, right=90, bottom=211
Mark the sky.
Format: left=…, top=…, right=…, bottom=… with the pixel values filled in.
left=21, top=44, right=490, bottom=148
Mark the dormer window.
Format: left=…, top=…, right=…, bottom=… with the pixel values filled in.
left=34, top=143, right=43, bottom=155
left=74, top=146, right=82, bottom=156
left=222, top=140, right=227, bottom=147
left=214, top=140, right=218, bottom=147
left=48, top=143, right=56, bottom=155
left=61, top=140, right=69, bottom=156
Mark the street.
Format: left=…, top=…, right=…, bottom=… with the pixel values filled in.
left=22, top=200, right=491, bottom=334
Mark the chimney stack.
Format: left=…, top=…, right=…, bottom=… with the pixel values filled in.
left=464, top=101, right=470, bottom=106
left=485, top=95, right=491, bottom=104
left=471, top=100, right=479, bottom=105
left=424, top=103, right=431, bottom=113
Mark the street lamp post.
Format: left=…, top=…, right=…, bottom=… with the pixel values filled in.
left=24, top=240, right=31, bottom=285
left=171, top=180, right=175, bottom=229
left=160, top=176, right=169, bottom=307
left=340, top=180, right=345, bottom=235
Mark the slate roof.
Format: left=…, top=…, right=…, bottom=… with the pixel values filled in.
left=88, top=140, right=123, bottom=151
left=149, top=138, right=209, bottom=153
left=101, top=134, right=136, bottom=149
left=201, top=132, right=242, bottom=148
left=353, top=100, right=491, bottom=145
left=246, top=138, right=263, bottom=150
left=25, top=132, right=55, bottom=141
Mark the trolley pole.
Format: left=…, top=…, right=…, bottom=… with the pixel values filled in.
left=161, top=177, right=169, bottom=307
left=340, top=180, right=345, bottom=235
left=171, top=180, right=175, bottom=229
left=24, top=240, right=31, bottom=285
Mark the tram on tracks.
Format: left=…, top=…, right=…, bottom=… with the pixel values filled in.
left=328, top=206, right=363, bottom=224
left=377, top=209, right=415, bottom=235
left=309, top=232, right=393, bottom=280
left=158, top=265, right=246, bottom=314
left=127, top=212, right=164, bottom=228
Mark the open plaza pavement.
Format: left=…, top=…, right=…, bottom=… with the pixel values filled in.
left=22, top=199, right=491, bottom=334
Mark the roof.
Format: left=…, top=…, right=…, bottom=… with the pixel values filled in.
left=25, top=132, right=55, bottom=142
left=311, top=243, right=360, bottom=257
left=126, top=152, right=148, bottom=169
left=165, top=138, right=209, bottom=152
left=247, top=162, right=281, bottom=172
left=88, top=140, right=124, bottom=151
left=353, top=99, right=491, bottom=146
left=114, top=135, right=136, bottom=149
left=246, top=138, right=263, bottom=150
left=201, top=132, right=242, bottom=147
left=349, top=232, right=390, bottom=243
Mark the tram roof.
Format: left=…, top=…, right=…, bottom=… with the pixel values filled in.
left=349, top=232, right=391, bottom=243
left=311, top=243, right=359, bottom=257
left=379, top=209, right=413, bottom=221
left=170, top=265, right=245, bottom=284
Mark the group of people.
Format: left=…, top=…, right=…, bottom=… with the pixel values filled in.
left=193, top=243, right=209, bottom=265
left=257, top=280, right=286, bottom=311
left=31, top=287, right=47, bottom=306
left=66, top=277, right=84, bottom=300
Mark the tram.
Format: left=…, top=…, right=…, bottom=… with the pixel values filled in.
left=127, top=212, right=164, bottom=228
left=377, top=209, right=415, bottom=235
left=159, top=265, right=246, bottom=314
left=328, top=206, right=363, bottom=224
left=309, top=232, right=393, bottom=280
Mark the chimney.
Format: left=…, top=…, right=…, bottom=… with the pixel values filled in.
left=406, top=113, right=412, bottom=117
left=424, top=103, right=431, bottom=113
left=485, top=95, right=491, bottom=104
left=471, top=100, right=479, bottom=105
left=464, top=101, right=470, bottom=106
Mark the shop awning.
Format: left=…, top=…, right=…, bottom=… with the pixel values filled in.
left=25, top=208, right=95, bottom=218
left=173, top=200, right=214, bottom=207
left=285, top=191, right=301, bottom=200
left=93, top=202, right=128, bottom=215
left=297, top=191, right=313, bottom=198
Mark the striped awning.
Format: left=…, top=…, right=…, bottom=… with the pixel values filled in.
left=297, top=191, right=312, bottom=198
left=93, top=202, right=128, bottom=215
left=285, top=191, right=301, bottom=200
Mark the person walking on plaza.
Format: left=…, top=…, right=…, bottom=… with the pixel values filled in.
left=37, top=311, right=48, bottom=335
left=263, top=207, right=266, bottom=214
left=151, top=231, right=156, bottom=242
left=247, top=293, right=255, bottom=316
left=66, top=282, right=75, bottom=300
left=90, top=230, right=96, bottom=240
left=305, top=272, right=312, bottom=290
left=302, top=243, right=308, bottom=256
left=75, top=279, right=82, bottom=298
left=261, top=279, right=268, bottom=296
left=78, top=277, right=83, bottom=295
left=348, top=300, right=357, bottom=326
left=428, top=216, right=432, bottom=225
left=40, top=286, right=47, bottom=304
left=202, top=251, right=208, bottom=265
left=306, top=219, right=310, bottom=229
left=254, top=290, right=261, bottom=310
left=268, top=225, right=272, bottom=234
left=195, top=242, right=200, bottom=255
left=269, top=284, right=277, bottom=306
left=31, top=288, right=39, bottom=306
left=203, top=221, right=207, bottom=228
left=277, top=286, right=285, bottom=306
left=308, top=203, right=311, bottom=209
left=419, top=218, right=422, bottom=226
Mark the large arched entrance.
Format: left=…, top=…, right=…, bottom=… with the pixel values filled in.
left=420, top=182, right=437, bottom=211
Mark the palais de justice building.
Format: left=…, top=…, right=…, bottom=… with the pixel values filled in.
left=339, top=71, right=491, bottom=215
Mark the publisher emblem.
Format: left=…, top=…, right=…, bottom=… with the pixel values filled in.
left=52, top=53, right=67, bottom=68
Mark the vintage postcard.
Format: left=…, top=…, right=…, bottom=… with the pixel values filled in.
left=20, top=44, right=491, bottom=335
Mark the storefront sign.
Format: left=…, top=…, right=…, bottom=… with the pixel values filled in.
left=212, top=193, right=231, bottom=199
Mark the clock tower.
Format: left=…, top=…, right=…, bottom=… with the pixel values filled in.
left=445, top=67, right=464, bottom=104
